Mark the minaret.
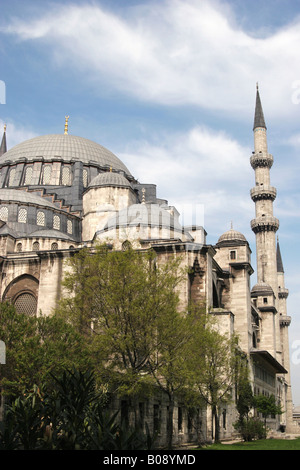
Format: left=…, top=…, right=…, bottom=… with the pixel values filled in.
left=250, top=84, right=279, bottom=297
left=277, top=237, right=294, bottom=432
left=0, top=124, right=7, bottom=156
left=250, top=85, right=295, bottom=432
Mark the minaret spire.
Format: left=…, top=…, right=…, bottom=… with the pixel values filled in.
left=276, top=236, right=284, bottom=273
left=0, top=123, right=7, bottom=157
left=253, top=83, right=266, bottom=131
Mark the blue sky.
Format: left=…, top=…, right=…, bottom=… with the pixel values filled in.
left=1, top=0, right=300, bottom=405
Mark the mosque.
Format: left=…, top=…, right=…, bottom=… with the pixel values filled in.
left=0, top=88, right=297, bottom=443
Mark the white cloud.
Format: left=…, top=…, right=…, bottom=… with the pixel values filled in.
left=0, top=120, right=37, bottom=149
left=119, top=124, right=252, bottom=238
left=2, top=0, right=300, bottom=120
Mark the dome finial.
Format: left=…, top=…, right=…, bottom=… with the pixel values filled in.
left=64, top=115, right=69, bottom=135
left=142, top=187, right=146, bottom=204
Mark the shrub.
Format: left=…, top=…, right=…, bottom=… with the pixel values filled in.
left=234, top=417, right=266, bottom=441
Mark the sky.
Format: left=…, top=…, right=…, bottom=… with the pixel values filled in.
left=1, top=0, right=300, bottom=406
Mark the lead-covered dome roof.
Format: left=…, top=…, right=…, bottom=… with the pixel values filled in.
left=88, top=172, right=133, bottom=189
left=217, top=228, right=247, bottom=245
left=251, top=281, right=274, bottom=297
left=0, top=134, right=131, bottom=175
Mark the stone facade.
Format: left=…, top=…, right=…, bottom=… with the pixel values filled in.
left=0, top=88, right=297, bottom=444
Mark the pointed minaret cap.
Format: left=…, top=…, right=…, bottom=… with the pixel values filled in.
left=277, top=236, right=284, bottom=273
left=0, top=123, right=7, bottom=157
left=253, top=83, right=267, bottom=131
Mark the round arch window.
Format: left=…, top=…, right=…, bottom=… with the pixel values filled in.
left=14, top=292, right=37, bottom=316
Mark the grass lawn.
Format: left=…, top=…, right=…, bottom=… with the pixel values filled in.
left=201, top=437, right=300, bottom=450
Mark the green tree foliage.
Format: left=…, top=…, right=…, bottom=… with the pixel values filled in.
left=0, top=302, right=91, bottom=398
left=0, top=368, right=155, bottom=450
left=57, top=244, right=184, bottom=397
left=254, top=394, right=283, bottom=432
left=189, top=323, right=240, bottom=442
left=235, top=358, right=255, bottom=424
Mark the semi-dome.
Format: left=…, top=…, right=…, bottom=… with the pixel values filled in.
left=0, top=188, right=60, bottom=210
left=96, top=203, right=193, bottom=242
left=217, top=228, right=247, bottom=244
left=88, top=171, right=133, bottom=189
left=0, top=134, right=131, bottom=175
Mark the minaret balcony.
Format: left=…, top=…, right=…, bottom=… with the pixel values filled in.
left=250, top=152, right=273, bottom=169
left=251, top=215, right=279, bottom=233
left=250, top=185, right=277, bottom=202
left=280, top=315, right=291, bottom=327
left=278, top=287, right=289, bottom=299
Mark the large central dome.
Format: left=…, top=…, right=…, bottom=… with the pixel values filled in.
left=1, top=134, right=131, bottom=174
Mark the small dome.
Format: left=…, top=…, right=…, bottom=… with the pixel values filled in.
left=217, top=228, right=247, bottom=244
left=88, top=172, right=132, bottom=189
left=251, top=281, right=274, bottom=297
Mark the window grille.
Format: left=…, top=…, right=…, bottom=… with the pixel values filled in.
left=51, top=242, right=58, bottom=250
left=14, top=293, right=37, bottom=316
left=24, top=166, right=33, bottom=185
left=53, top=215, right=60, bottom=230
left=67, top=220, right=73, bottom=234
left=0, top=206, right=8, bottom=222
left=8, top=168, right=16, bottom=186
left=43, top=165, right=52, bottom=184
left=62, top=166, right=71, bottom=185
left=18, top=208, right=27, bottom=223
left=83, top=168, right=88, bottom=188
left=32, top=241, right=40, bottom=251
left=122, top=240, right=132, bottom=251
left=37, top=211, right=45, bottom=226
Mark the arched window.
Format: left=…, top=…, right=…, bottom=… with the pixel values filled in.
left=24, top=166, right=33, bottom=185
left=16, top=242, right=22, bottom=252
left=0, top=206, right=8, bottom=222
left=67, top=220, right=73, bottom=234
left=32, top=241, right=40, bottom=251
left=37, top=211, right=45, bottom=226
left=51, top=242, right=58, bottom=250
left=8, top=168, right=16, bottom=187
left=14, top=292, right=37, bottom=316
left=43, top=165, right=52, bottom=184
left=122, top=240, right=132, bottom=251
left=61, top=166, right=71, bottom=185
left=83, top=168, right=88, bottom=188
left=53, top=215, right=60, bottom=230
left=18, top=208, right=27, bottom=223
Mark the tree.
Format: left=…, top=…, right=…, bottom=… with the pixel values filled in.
left=0, top=302, right=91, bottom=398
left=233, top=358, right=257, bottom=441
left=0, top=368, right=155, bottom=450
left=190, top=323, right=239, bottom=443
left=254, top=394, right=283, bottom=435
left=57, top=243, right=185, bottom=399
left=235, top=356, right=255, bottom=424
left=147, top=305, right=203, bottom=449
